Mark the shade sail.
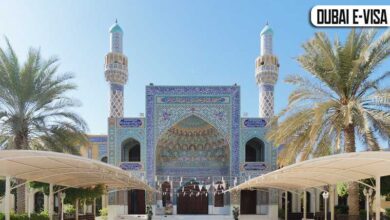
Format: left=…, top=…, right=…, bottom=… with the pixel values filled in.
left=229, top=151, right=390, bottom=191
left=0, top=150, right=154, bottom=191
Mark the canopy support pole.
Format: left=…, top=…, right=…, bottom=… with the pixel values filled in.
left=303, top=190, right=307, bottom=220
left=49, top=183, right=54, bottom=220
left=285, top=191, right=288, bottom=220
left=330, top=185, right=335, bottom=220
left=375, top=176, right=381, bottom=220
left=61, top=192, right=65, bottom=220
left=27, top=185, right=32, bottom=218
left=75, top=199, right=79, bottom=220
left=5, top=176, right=11, bottom=220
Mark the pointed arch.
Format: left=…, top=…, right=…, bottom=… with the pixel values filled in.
left=245, top=137, right=265, bottom=162
left=156, top=114, right=230, bottom=176
left=122, top=138, right=141, bottom=162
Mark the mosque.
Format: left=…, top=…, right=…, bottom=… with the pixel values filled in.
left=87, top=20, right=281, bottom=219
left=0, top=19, right=343, bottom=220
left=0, top=21, right=344, bottom=220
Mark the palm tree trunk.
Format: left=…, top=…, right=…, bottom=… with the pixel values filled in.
left=16, top=179, right=26, bottom=214
left=344, top=124, right=359, bottom=218
left=14, top=131, right=28, bottom=213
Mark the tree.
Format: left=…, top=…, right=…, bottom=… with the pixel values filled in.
left=267, top=29, right=390, bottom=217
left=0, top=38, right=88, bottom=213
left=29, top=182, right=105, bottom=217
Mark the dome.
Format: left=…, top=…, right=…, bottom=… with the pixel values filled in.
left=109, top=21, right=123, bottom=34
left=260, top=24, right=273, bottom=36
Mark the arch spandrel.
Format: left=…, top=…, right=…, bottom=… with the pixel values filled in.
left=155, top=106, right=230, bottom=142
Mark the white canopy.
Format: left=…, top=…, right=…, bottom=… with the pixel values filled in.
left=0, top=150, right=154, bottom=191
left=229, top=151, right=390, bottom=192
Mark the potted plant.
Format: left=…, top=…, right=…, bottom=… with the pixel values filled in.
left=232, top=206, right=239, bottom=220
left=146, top=205, right=153, bottom=220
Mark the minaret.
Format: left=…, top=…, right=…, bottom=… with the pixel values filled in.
left=255, top=23, right=279, bottom=119
left=105, top=20, right=128, bottom=118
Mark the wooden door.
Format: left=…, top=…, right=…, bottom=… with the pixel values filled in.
left=128, top=189, right=145, bottom=214
left=240, top=190, right=257, bottom=214
left=177, top=183, right=208, bottom=214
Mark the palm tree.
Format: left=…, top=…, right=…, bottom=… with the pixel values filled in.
left=0, top=38, right=88, bottom=213
left=267, top=29, right=390, bottom=217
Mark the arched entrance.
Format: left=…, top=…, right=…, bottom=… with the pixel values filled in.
left=34, top=191, right=44, bottom=213
left=156, top=115, right=229, bottom=214
left=177, top=180, right=208, bottom=214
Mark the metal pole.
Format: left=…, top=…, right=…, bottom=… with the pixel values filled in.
left=285, top=191, right=288, bottom=220
left=330, top=186, right=335, bottom=220
left=366, top=193, right=369, bottom=220
left=93, top=198, right=96, bottom=217
left=376, top=176, right=381, bottom=220
left=49, top=183, right=54, bottom=220
left=5, top=176, right=10, bottom=220
left=75, top=199, right=79, bottom=220
left=303, top=190, right=307, bottom=220
left=27, top=185, right=31, bottom=218
left=324, top=197, right=327, bottom=220
left=61, top=193, right=65, bottom=220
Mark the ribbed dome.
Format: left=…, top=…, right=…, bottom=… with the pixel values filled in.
left=109, top=21, right=123, bottom=33
left=156, top=115, right=229, bottom=168
left=260, top=24, right=273, bottom=36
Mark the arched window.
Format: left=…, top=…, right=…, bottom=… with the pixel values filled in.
left=101, top=156, right=108, bottom=163
left=161, top=182, right=171, bottom=207
left=245, top=138, right=265, bottom=162
left=34, top=192, right=44, bottom=213
left=122, top=138, right=141, bottom=162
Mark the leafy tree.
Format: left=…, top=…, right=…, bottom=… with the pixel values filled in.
left=29, top=182, right=105, bottom=217
left=267, top=29, right=390, bottom=217
left=29, top=181, right=105, bottom=202
left=337, top=182, right=348, bottom=198
left=63, top=184, right=106, bottom=204
left=0, top=38, right=88, bottom=213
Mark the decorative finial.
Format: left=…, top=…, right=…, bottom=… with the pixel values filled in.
left=266, top=21, right=269, bottom=25
left=115, top=18, right=118, bottom=23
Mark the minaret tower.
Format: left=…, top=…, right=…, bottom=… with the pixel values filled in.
left=105, top=20, right=128, bottom=118
left=255, top=23, right=279, bottom=119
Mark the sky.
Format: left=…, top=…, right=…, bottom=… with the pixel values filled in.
left=0, top=0, right=389, bottom=142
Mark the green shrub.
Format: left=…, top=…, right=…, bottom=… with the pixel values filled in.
left=0, top=212, right=4, bottom=220
left=335, top=204, right=349, bottom=214
left=39, top=210, right=48, bottom=216
left=360, top=209, right=367, bottom=220
left=10, top=213, right=29, bottom=220
left=278, top=208, right=285, bottom=219
left=64, top=204, right=75, bottom=214
left=30, top=213, right=49, bottom=220
left=386, top=208, right=390, bottom=217
left=99, top=207, right=108, bottom=220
